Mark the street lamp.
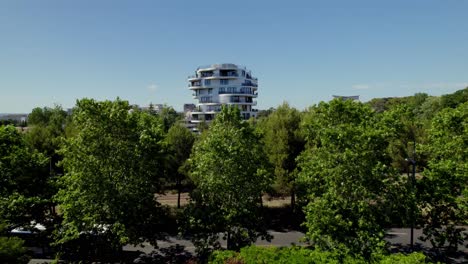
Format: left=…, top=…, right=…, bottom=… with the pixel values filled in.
left=405, top=157, right=416, bottom=250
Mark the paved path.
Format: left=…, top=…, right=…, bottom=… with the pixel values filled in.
left=29, top=228, right=467, bottom=263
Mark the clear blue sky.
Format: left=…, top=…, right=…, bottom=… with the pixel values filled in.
left=1, top=0, right=467, bottom=113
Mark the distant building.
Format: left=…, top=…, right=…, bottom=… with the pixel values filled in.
left=187, top=63, right=258, bottom=128
left=332, top=95, right=360, bottom=101
left=0, top=113, right=28, bottom=123
left=138, top=104, right=164, bottom=113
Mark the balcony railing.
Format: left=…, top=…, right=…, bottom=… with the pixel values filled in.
left=229, top=99, right=256, bottom=104
left=188, top=82, right=202, bottom=87
left=219, top=91, right=255, bottom=95
left=219, top=73, right=239, bottom=77
left=240, top=82, right=258, bottom=87
left=197, top=63, right=237, bottom=70
left=188, top=72, right=239, bottom=79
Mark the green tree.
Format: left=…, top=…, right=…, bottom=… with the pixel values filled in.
left=439, top=87, right=468, bottom=109
left=419, top=102, right=468, bottom=252
left=158, top=105, right=182, bottom=132
left=257, top=102, right=304, bottom=209
left=25, top=105, right=68, bottom=180
left=182, top=106, right=272, bottom=254
left=297, top=100, right=403, bottom=258
left=165, top=123, right=195, bottom=208
left=0, top=125, right=49, bottom=228
left=55, top=98, right=166, bottom=250
left=378, top=105, right=427, bottom=174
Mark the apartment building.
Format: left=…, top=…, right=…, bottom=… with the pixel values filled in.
left=187, top=63, right=258, bottom=125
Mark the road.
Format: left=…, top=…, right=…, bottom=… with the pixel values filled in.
left=29, top=228, right=467, bottom=263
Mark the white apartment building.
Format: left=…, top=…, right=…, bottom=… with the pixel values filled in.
left=187, top=63, right=258, bottom=125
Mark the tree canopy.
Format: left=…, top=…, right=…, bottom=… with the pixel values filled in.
left=165, top=122, right=195, bottom=208
left=257, top=102, right=304, bottom=207
left=183, top=106, right=272, bottom=254
left=419, top=102, right=468, bottom=252
left=0, top=125, right=49, bottom=228
left=297, top=99, right=404, bottom=258
left=55, top=98, right=166, bottom=248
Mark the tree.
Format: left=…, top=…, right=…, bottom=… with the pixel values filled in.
left=257, top=102, right=304, bottom=208
left=55, top=98, right=166, bottom=252
left=439, top=87, right=468, bottom=109
left=158, top=105, right=182, bottom=132
left=165, top=123, right=195, bottom=208
left=182, top=106, right=272, bottom=254
left=297, top=99, right=403, bottom=258
left=377, top=105, right=427, bottom=174
left=0, top=125, right=49, bottom=228
left=25, top=105, right=69, bottom=182
left=419, top=102, right=468, bottom=253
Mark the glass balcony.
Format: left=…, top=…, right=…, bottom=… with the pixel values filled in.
left=219, top=91, right=255, bottom=95
left=240, top=82, right=258, bottom=87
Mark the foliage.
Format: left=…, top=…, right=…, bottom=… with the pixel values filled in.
left=182, top=106, right=272, bottom=255
left=158, top=105, right=182, bottom=132
left=165, top=123, right=195, bottom=208
left=257, top=102, right=304, bottom=207
left=367, top=88, right=468, bottom=121
left=0, top=125, right=49, bottom=227
left=419, top=102, right=468, bottom=252
left=297, top=99, right=404, bottom=258
left=0, top=222, right=30, bottom=264
left=25, top=105, right=68, bottom=157
left=209, top=246, right=428, bottom=264
left=256, top=107, right=275, bottom=119
left=439, top=87, right=468, bottom=109
left=377, top=105, right=427, bottom=174
left=55, top=98, right=166, bottom=249
left=23, top=105, right=69, bottom=223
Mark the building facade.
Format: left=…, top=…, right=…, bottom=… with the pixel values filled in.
left=187, top=63, right=258, bottom=125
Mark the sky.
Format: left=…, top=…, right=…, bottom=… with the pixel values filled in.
left=1, top=0, right=467, bottom=113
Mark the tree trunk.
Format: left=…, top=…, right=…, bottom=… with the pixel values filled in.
left=290, top=189, right=296, bottom=212
left=177, top=176, right=181, bottom=209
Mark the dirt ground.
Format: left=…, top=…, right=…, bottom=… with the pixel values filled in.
left=157, top=192, right=290, bottom=208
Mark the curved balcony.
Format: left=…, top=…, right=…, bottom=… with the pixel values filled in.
left=218, top=91, right=258, bottom=97
left=189, top=84, right=213, bottom=90
left=240, top=82, right=258, bottom=87
left=188, top=75, right=201, bottom=81
left=226, top=100, right=257, bottom=106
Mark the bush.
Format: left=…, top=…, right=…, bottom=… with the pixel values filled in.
left=0, top=236, right=30, bottom=264
left=209, top=246, right=430, bottom=264
left=377, top=252, right=427, bottom=264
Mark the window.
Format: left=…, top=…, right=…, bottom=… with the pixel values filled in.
left=242, top=70, right=245, bottom=77
left=208, top=88, right=212, bottom=94
left=219, top=87, right=225, bottom=93
left=204, top=79, right=211, bottom=86
left=201, top=96, right=212, bottom=103
left=220, top=79, right=228, bottom=85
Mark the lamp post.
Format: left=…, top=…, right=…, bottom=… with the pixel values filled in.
left=405, top=157, right=416, bottom=250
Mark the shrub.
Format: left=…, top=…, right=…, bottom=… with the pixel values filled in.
left=209, top=246, right=430, bottom=264
left=0, top=235, right=30, bottom=264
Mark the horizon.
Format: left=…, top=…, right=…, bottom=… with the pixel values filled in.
left=1, top=0, right=467, bottom=113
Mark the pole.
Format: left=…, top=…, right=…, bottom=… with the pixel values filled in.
left=410, top=139, right=416, bottom=250
left=410, top=159, right=415, bottom=250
